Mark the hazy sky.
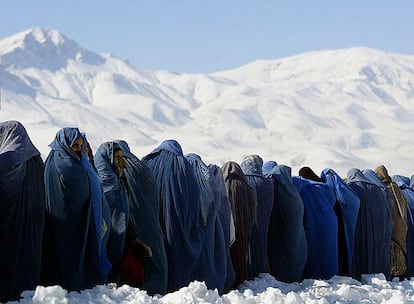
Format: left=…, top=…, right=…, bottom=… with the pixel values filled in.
left=1, top=0, right=413, bottom=73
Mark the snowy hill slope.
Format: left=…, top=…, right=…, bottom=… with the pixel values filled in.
left=1, top=28, right=414, bottom=177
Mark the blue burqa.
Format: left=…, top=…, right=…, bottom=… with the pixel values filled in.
left=0, top=121, right=45, bottom=302
left=222, top=161, right=257, bottom=287
left=186, top=153, right=227, bottom=293
left=43, top=128, right=110, bottom=291
left=81, top=134, right=111, bottom=251
left=241, top=155, right=274, bottom=279
left=362, top=169, right=393, bottom=276
left=142, top=140, right=203, bottom=292
left=321, top=168, right=360, bottom=276
left=263, top=162, right=307, bottom=283
left=292, top=176, right=338, bottom=279
left=95, top=141, right=130, bottom=283
left=393, top=175, right=414, bottom=277
left=114, top=140, right=168, bottom=295
left=362, top=169, right=394, bottom=213
left=347, top=168, right=392, bottom=279
left=209, top=164, right=236, bottom=292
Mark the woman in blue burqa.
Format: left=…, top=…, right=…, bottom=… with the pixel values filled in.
left=293, top=167, right=338, bottom=279
left=221, top=161, right=257, bottom=287
left=262, top=161, right=307, bottom=283
left=186, top=153, right=227, bottom=293
left=320, top=168, right=360, bottom=277
left=209, top=164, right=236, bottom=292
left=348, top=168, right=392, bottom=280
left=142, top=140, right=204, bottom=292
left=240, top=155, right=274, bottom=279
left=95, top=141, right=137, bottom=284
left=0, top=121, right=46, bottom=302
left=113, top=140, right=168, bottom=295
left=81, top=134, right=112, bottom=275
left=42, top=128, right=111, bottom=291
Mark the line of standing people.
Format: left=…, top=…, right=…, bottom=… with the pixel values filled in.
left=1, top=120, right=412, bottom=302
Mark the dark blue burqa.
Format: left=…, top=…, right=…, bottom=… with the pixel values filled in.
left=186, top=154, right=227, bottom=293
left=241, top=155, right=274, bottom=279
left=209, top=164, right=236, bottom=292
left=43, top=128, right=110, bottom=291
left=321, top=168, right=360, bottom=276
left=262, top=162, right=307, bottom=283
left=81, top=134, right=111, bottom=252
left=347, top=168, right=391, bottom=279
left=114, top=140, right=168, bottom=295
left=362, top=169, right=393, bottom=276
left=393, top=175, right=414, bottom=277
left=362, top=169, right=394, bottom=213
left=80, top=136, right=112, bottom=283
left=142, top=140, right=203, bottom=292
left=292, top=176, right=338, bottom=279
left=0, top=121, right=45, bottom=302
left=95, top=142, right=130, bottom=283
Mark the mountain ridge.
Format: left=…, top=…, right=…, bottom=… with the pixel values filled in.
left=1, top=28, right=414, bottom=177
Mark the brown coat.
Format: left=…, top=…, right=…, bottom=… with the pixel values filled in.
left=222, top=161, right=257, bottom=287
left=375, top=165, right=407, bottom=277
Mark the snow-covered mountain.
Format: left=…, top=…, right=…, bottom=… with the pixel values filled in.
left=1, top=27, right=414, bottom=177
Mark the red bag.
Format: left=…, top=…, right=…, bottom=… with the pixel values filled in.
left=120, top=243, right=145, bottom=286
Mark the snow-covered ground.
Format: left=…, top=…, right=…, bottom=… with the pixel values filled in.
left=12, top=274, right=414, bottom=304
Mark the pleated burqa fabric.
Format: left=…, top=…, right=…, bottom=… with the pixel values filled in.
left=186, top=154, right=227, bottom=293
left=95, top=142, right=130, bottom=283
left=81, top=134, right=111, bottom=279
left=209, top=164, right=236, bottom=292
left=222, top=161, right=257, bottom=287
left=114, top=140, right=168, bottom=295
left=375, top=165, right=407, bottom=277
left=43, top=128, right=110, bottom=291
left=0, top=121, right=46, bottom=302
left=263, top=162, right=307, bottom=283
left=348, top=168, right=392, bottom=280
left=392, top=175, right=414, bottom=277
left=142, top=140, right=204, bottom=292
left=321, top=168, right=360, bottom=276
left=240, top=155, right=274, bottom=279
left=293, top=175, right=338, bottom=279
